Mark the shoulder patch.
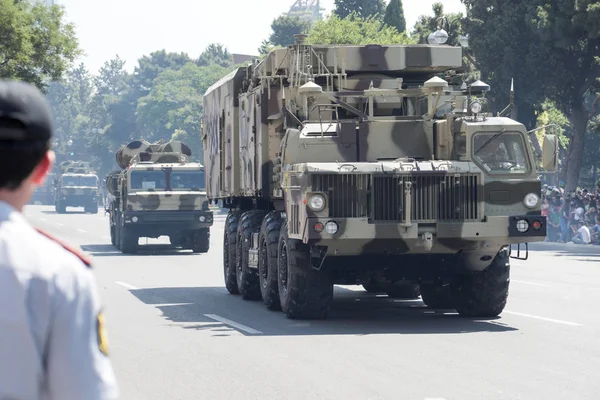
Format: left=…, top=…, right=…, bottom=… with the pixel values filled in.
left=35, top=228, right=92, bottom=268
left=96, top=311, right=110, bottom=356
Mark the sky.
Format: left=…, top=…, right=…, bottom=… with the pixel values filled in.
left=56, top=0, right=465, bottom=75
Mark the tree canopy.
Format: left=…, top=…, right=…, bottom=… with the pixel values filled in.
left=383, top=0, right=406, bottom=34
left=333, top=0, right=386, bottom=20
left=269, top=15, right=312, bottom=47
left=0, top=0, right=80, bottom=90
left=307, top=13, right=412, bottom=45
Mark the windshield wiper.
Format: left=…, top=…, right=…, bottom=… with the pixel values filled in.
left=474, top=129, right=506, bottom=156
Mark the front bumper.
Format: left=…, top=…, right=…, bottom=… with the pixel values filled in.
left=123, top=210, right=214, bottom=231
left=301, top=215, right=546, bottom=255
left=58, top=194, right=97, bottom=206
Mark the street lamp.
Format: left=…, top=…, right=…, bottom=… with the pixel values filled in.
left=429, top=16, right=467, bottom=47
left=67, top=139, right=73, bottom=146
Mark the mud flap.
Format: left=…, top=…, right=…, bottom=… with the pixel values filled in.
left=509, top=243, right=528, bottom=260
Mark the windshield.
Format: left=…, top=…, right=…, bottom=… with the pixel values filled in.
left=80, top=176, right=98, bottom=186
left=130, top=170, right=166, bottom=190
left=472, top=131, right=530, bottom=174
left=61, top=175, right=79, bottom=186
left=170, top=170, right=205, bottom=190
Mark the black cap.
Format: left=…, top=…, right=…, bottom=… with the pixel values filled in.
left=0, top=80, right=53, bottom=142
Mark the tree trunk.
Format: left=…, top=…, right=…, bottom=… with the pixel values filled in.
left=564, top=103, right=589, bottom=192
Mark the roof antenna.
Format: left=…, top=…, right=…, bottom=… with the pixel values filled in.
left=498, top=78, right=514, bottom=117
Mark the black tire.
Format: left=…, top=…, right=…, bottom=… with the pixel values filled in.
left=419, top=282, right=454, bottom=309
left=362, top=280, right=387, bottom=293
left=55, top=202, right=66, bottom=214
left=258, top=211, right=282, bottom=310
left=386, top=282, right=421, bottom=299
left=277, top=219, right=333, bottom=319
left=236, top=211, right=267, bottom=300
left=114, top=214, right=121, bottom=250
left=191, top=228, right=210, bottom=253
left=110, top=225, right=116, bottom=246
left=452, top=247, right=510, bottom=318
left=223, top=210, right=242, bottom=295
left=119, top=225, right=137, bottom=254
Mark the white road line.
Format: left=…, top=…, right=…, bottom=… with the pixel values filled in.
left=511, top=280, right=550, bottom=287
left=204, top=314, right=263, bottom=334
left=115, top=281, right=139, bottom=290
left=503, top=310, right=583, bottom=327
left=77, top=229, right=86, bottom=233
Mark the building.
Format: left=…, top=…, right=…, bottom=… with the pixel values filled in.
left=286, top=0, right=324, bottom=24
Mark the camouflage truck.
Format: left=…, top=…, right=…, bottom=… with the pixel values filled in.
left=105, top=139, right=213, bottom=254
left=30, top=172, right=55, bottom=205
left=202, top=35, right=558, bottom=320
left=53, top=161, right=100, bottom=214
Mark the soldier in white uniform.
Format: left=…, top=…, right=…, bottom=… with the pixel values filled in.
left=0, top=80, right=119, bottom=399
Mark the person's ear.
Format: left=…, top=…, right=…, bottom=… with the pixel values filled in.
left=30, top=150, right=55, bottom=185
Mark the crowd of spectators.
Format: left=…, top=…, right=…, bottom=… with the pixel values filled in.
left=541, top=182, right=600, bottom=245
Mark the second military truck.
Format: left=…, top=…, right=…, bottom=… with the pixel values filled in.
left=54, top=161, right=100, bottom=214
left=106, top=139, right=214, bottom=254
left=202, top=35, right=558, bottom=320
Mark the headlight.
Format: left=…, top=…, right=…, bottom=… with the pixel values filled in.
left=516, top=219, right=529, bottom=233
left=131, top=216, right=139, bottom=223
left=325, top=221, right=338, bottom=235
left=470, top=101, right=482, bottom=114
left=199, top=216, right=206, bottom=222
left=523, top=193, right=539, bottom=208
left=308, top=194, right=325, bottom=212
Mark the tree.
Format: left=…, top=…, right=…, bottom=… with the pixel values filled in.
left=0, top=0, right=80, bottom=90
left=461, top=0, right=600, bottom=191
left=197, top=44, right=233, bottom=68
left=333, top=0, right=386, bottom=20
left=269, top=15, right=312, bottom=47
left=307, top=13, right=412, bottom=45
left=384, top=0, right=406, bottom=34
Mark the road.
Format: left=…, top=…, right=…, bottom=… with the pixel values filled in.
left=23, top=205, right=600, bottom=400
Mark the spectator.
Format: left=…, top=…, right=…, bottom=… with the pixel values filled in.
left=570, top=220, right=591, bottom=245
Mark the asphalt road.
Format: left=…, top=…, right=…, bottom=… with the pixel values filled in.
left=22, top=205, right=600, bottom=400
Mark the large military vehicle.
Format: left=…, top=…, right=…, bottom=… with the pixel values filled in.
left=105, top=139, right=213, bottom=254
left=202, top=34, right=558, bottom=320
left=30, top=172, right=55, bottom=205
left=53, top=161, right=100, bottom=214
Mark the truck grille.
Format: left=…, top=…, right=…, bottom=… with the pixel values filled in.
left=311, top=174, right=369, bottom=218
left=311, top=173, right=480, bottom=222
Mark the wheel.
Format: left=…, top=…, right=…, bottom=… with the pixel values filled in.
left=191, top=228, right=210, bottom=253
left=114, top=213, right=121, bottom=250
left=119, top=225, right=138, bottom=254
left=419, top=282, right=454, bottom=309
left=385, top=282, right=421, bottom=299
left=452, top=247, right=510, bottom=318
left=55, top=202, right=66, bottom=214
left=277, top=219, right=333, bottom=319
left=236, top=211, right=267, bottom=300
left=362, top=280, right=387, bottom=293
left=223, top=210, right=242, bottom=295
left=258, top=211, right=282, bottom=310
left=89, top=203, right=99, bottom=214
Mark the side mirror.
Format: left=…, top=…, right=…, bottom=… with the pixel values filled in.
left=109, top=176, right=119, bottom=193
left=542, top=134, right=558, bottom=172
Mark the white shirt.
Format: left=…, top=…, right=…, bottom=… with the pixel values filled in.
left=0, top=201, right=119, bottom=399
left=578, top=225, right=591, bottom=244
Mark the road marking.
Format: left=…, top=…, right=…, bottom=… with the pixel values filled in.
left=204, top=314, right=263, bottom=334
left=115, top=281, right=139, bottom=290
left=504, top=310, right=583, bottom=327
left=511, top=280, right=550, bottom=287
left=77, top=229, right=86, bottom=233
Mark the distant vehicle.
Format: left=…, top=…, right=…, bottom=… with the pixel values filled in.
left=202, top=34, right=558, bottom=320
left=105, top=139, right=213, bottom=254
left=30, top=172, right=55, bottom=205
left=53, top=161, right=99, bottom=214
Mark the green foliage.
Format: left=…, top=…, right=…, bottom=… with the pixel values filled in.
left=384, top=0, right=406, bottom=34
left=535, top=100, right=570, bottom=149
left=197, top=44, right=233, bottom=68
left=0, top=0, right=81, bottom=90
left=412, top=3, right=464, bottom=46
left=269, top=15, right=312, bottom=47
left=307, top=13, right=413, bottom=45
left=258, top=39, right=281, bottom=57
left=333, top=0, right=386, bottom=20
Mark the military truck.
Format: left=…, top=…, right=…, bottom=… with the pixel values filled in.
left=30, top=172, right=55, bottom=205
left=54, top=161, right=100, bottom=214
left=105, top=139, right=213, bottom=254
left=202, top=34, right=558, bottom=320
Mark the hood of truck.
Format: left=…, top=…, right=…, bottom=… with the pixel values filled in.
left=60, top=186, right=98, bottom=195
left=126, top=191, right=208, bottom=211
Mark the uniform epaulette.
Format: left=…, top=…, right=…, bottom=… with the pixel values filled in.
left=35, top=228, right=93, bottom=268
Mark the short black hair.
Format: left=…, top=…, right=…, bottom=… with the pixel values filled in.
left=0, top=118, right=50, bottom=190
